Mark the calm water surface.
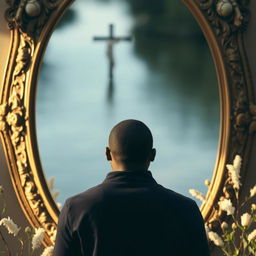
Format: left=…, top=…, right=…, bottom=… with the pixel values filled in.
left=37, top=0, right=220, bottom=205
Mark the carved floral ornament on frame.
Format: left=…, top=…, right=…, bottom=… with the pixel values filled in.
left=0, top=0, right=255, bottom=248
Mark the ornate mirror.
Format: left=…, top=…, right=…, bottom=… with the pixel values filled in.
left=36, top=0, right=219, bottom=207
left=1, top=0, right=254, bottom=247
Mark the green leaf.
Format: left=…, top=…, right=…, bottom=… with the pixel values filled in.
left=248, top=245, right=255, bottom=255
left=243, top=237, right=248, bottom=249
left=234, top=248, right=240, bottom=256
left=251, top=240, right=256, bottom=249
left=225, top=231, right=235, bottom=242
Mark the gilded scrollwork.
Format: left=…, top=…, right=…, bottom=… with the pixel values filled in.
left=249, top=103, right=256, bottom=133
left=0, top=104, right=8, bottom=132
left=1, top=32, right=57, bottom=239
left=5, top=0, right=58, bottom=39
left=199, top=0, right=252, bottom=145
left=231, top=0, right=244, bottom=27
left=216, top=0, right=244, bottom=27
left=2, top=0, right=60, bottom=244
left=197, top=0, right=254, bottom=237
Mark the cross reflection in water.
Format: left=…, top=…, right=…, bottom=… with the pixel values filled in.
left=93, top=24, right=132, bottom=102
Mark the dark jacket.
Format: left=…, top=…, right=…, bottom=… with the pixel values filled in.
left=54, top=170, right=210, bottom=256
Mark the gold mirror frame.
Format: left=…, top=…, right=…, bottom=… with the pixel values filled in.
left=0, top=0, right=255, bottom=246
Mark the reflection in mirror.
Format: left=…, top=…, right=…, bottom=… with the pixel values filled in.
left=36, top=0, right=219, bottom=207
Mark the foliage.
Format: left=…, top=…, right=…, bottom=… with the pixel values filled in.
left=189, top=155, right=256, bottom=256
left=0, top=186, right=54, bottom=256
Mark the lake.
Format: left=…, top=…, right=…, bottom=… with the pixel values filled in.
left=36, top=0, right=220, bottom=205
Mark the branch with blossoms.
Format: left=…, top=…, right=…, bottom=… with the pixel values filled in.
left=47, top=177, right=62, bottom=210
left=0, top=185, right=54, bottom=256
left=189, top=155, right=256, bottom=256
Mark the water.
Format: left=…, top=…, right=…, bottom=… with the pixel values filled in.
left=37, top=0, right=219, bottom=205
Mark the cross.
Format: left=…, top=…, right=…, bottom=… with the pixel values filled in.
left=93, top=24, right=132, bottom=101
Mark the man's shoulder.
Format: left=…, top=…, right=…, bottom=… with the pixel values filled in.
left=64, top=183, right=106, bottom=213
left=66, top=182, right=196, bottom=205
left=157, top=184, right=197, bottom=208
left=63, top=180, right=198, bottom=215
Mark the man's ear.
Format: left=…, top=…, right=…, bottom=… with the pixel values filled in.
left=150, top=148, right=156, bottom=162
left=106, top=147, right=112, bottom=161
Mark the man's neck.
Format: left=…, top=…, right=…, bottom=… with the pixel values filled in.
left=111, top=164, right=150, bottom=172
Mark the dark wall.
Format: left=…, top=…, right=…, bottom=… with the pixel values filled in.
left=244, top=1, right=256, bottom=97
left=242, top=1, right=256, bottom=195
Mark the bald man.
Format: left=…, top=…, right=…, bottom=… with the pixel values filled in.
left=54, top=120, right=210, bottom=256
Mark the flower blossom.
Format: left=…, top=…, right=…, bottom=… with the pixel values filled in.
left=221, top=222, right=228, bottom=230
left=52, top=191, right=60, bottom=201
left=241, top=212, right=252, bottom=227
left=233, top=154, right=242, bottom=170
left=47, top=177, right=55, bottom=191
left=50, top=230, right=57, bottom=243
left=205, top=224, right=210, bottom=234
left=0, top=217, right=20, bottom=236
left=41, top=246, right=54, bottom=256
left=248, top=230, right=256, bottom=242
left=250, top=185, right=256, bottom=198
left=226, top=155, right=241, bottom=190
left=204, top=224, right=210, bottom=240
left=0, top=185, right=4, bottom=195
left=25, top=226, right=32, bottom=234
left=189, top=189, right=206, bottom=202
left=56, top=202, right=62, bottom=209
left=208, top=231, right=224, bottom=247
left=32, top=227, right=45, bottom=250
left=218, top=199, right=235, bottom=215
left=204, top=180, right=211, bottom=186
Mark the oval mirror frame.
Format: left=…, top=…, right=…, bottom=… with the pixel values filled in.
left=0, top=0, right=255, bottom=246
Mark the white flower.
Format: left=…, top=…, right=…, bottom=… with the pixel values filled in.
left=56, top=202, right=62, bottom=209
left=47, top=177, right=61, bottom=201
left=0, top=185, right=4, bottom=195
left=52, top=191, right=60, bottom=201
left=50, top=230, right=57, bottom=243
left=241, top=212, right=252, bottom=227
left=218, top=199, right=235, bottom=215
left=0, top=217, right=20, bottom=236
left=204, top=224, right=210, bottom=240
left=221, top=222, right=228, bottom=230
left=226, top=155, right=241, bottom=190
left=41, top=246, right=54, bottom=256
left=189, top=189, right=206, bottom=202
left=208, top=231, right=224, bottom=247
left=232, top=223, right=237, bottom=229
left=32, top=227, right=45, bottom=250
left=47, top=177, right=55, bottom=191
left=248, top=230, right=256, bottom=242
left=250, top=185, right=256, bottom=198
left=205, top=224, right=210, bottom=234
left=233, top=154, right=242, bottom=171
left=251, top=204, right=256, bottom=211
left=204, top=180, right=211, bottom=186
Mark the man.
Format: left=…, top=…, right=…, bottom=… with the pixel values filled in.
left=54, top=119, right=210, bottom=256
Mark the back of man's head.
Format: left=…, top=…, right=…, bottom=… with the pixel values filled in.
left=108, top=119, right=154, bottom=165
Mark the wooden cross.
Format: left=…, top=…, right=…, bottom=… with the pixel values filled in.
left=93, top=24, right=132, bottom=100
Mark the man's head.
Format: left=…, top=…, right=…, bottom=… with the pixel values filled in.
left=106, top=119, right=156, bottom=171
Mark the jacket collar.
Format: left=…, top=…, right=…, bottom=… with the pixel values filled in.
left=103, top=170, right=157, bottom=184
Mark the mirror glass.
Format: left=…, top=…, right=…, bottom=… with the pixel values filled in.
left=36, top=0, right=220, bottom=207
